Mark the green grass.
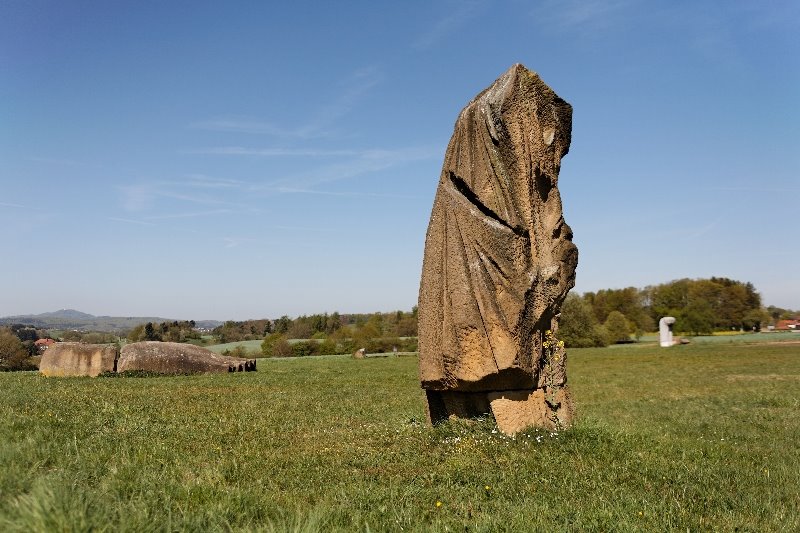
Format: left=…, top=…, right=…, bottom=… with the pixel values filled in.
left=637, top=331, right=798, bottom=345
left=688, top=331, right=799, bottom=344
left=206, top=338, right=335, bottom=356
left=206, top=339, right=266, bottom=355
left=1, top=342, right=798, bottom=531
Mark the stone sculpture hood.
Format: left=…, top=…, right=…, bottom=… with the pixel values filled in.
left=418, top=64, right=578, bottom=432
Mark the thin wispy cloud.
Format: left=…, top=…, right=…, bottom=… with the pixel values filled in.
left=107, top=216, right=157, bottom=226
left=191, top=66, right=382, bottom=141
left=529, top=0, right=636, bottom=33
left=296, top=66, right=382, bottom=138
left=189, top=147, right=360, bottom=157
left=265, top=224, right=338, bottom=233
left=119, top=184, right=154, bottom=212
left=0, top=201, right=27, bottom=209
left=274, top=187, right=420, bottom=199
left=222, top=236, right=258, bottom=248
left=190, top=119, right=286, bottom=136
left=27, top=156, right=85, bottom=167
left=413, top=0, right=486, bottom=50
left=707, top=186, right=797, bottom=194
left=157, top=190, right=242, bottom=207
left=145, top=209, right=231, bottom=221
left=260, top=145, right=438, bottom=190
left=178, top=174, right=247, bottom=189
left=118, top=182, right=246, bottom=213
left=684, top=217, right=722, bottom=240
left=650, top=216, right=723, bottom=241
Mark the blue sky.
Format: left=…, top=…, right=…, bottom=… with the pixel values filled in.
left=1, top=0, right=798, bottom=320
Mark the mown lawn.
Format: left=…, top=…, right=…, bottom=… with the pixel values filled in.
left=1, top=342, right=798, bottom=531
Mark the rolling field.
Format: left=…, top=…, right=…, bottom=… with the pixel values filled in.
left=206, top=339, right=266, bottom=355
left=1, top=341, right=798, bottom=531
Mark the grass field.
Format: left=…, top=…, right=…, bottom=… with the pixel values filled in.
left=1, top=341, right=798, bottom=531
left=206, top=339, right=266, bottom=355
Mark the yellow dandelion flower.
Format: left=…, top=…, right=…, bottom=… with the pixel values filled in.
left=436, top=501, right=443, bottom=508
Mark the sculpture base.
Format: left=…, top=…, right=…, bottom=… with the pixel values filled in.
left=425, top=387, right=573, bottom=435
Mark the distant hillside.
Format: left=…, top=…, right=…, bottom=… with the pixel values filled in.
left=32, top=309, right=97, bottom=320
left=0, top=310, right=222, bottom=333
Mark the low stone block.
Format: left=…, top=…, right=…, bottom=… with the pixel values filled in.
left=39, top=342, right=118, bottom=377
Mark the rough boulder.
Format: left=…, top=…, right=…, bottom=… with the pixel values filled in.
left=118, top=342, right=256, bottom=374
left=39, top=342, right=118, bottom=377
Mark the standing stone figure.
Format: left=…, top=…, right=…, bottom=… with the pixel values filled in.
left=418, top=64, right=578, bottom=435
left=659, top=317, right=676, bottom=347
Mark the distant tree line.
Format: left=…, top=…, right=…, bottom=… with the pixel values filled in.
left=766, top=305, right=798, bottom=322
left=559, top=277, right=772, bottom=348
left=2, top=276, right=792, bottom=368
left=212, top=309, right=417, bottom=342
left=60, top=331, right=119, bottom=343
left=257, top=309, right=419, bottom=357
left=212, top=319, right=273, bottom=343
left=127, top=320, right=201, bottom=343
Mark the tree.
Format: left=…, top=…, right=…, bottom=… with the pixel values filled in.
left=273, top=316, right=291, bottom=334
left=261, top=333, right=292, bottom=357
left=766, top=305, right=798, bottom=323
left=143, top=322, right=161, bottom=341
left=647, top=278, right=691, bottom=322
left=604, top=311, right=631, bottom=343
left=62, top=330, right=84, bottom=342
left=223, top=345, right=249, bottom=358
left=211, top=320, right=269, bottom=342
left=559, top=294, right=609, bottom=348
left=742, top=308, right=770, bottom=331
left=585, top=287, right=652, bottom=338
left=9, top=325, right=38, bottom=342
left=81, top=332, right=117, bottom=344
left=0, top=327, right=33, bottom=371
left=352, top=320, right=380, bottom=350
left=645, top=277, right=764, bottom=332
left=287, top=316, right=312, bottom=339
left=291, top=340, right=319, bottom=357
left=327, top=312, right=342, bottom=334
left=678, top=300, right=714, bottom=335
left=395, top=314, right=418, bottom=337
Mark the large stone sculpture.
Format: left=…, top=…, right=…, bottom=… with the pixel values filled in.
left=659, top=316, right=676, bottom=347
left=39, top=342, right=118, bottom=377
left=39, top=341, right=256, bottom=376
left=418, top=64, right=578, bottom=434
left=118, top=342, right=256, bottom=374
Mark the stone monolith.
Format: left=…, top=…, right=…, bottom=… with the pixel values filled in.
left=39, top=342, right=118, bottom=377
left=659, top=316, right=676, bottom=347
left=118, top=342, right=256, bottom=374
left=418, top=64, right=578, bottom=434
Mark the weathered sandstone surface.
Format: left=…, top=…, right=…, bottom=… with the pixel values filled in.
left=418, top=64, right=578, bottom=433
left=39, top=342, right=118, bottom=377
left=118, top=342, right=256, bottom=373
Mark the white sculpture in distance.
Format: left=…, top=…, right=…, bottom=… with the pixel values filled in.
left=659, top=316, right=676, bottom=347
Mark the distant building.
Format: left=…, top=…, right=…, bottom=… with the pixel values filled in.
left=775, top=319, right=800, bottom=331
left=34, top=338, right=56, bottom=353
